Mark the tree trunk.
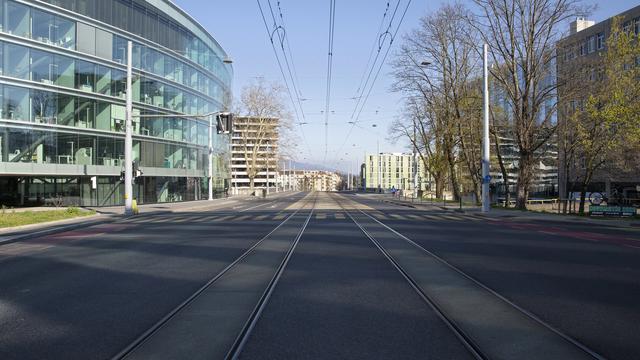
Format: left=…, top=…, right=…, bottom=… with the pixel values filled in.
left=578, top=182, right=588, bottom=215
left=493, top=132, right=510, bottom=208
left=515, top=151, right=534, bottom=210
left=446, top=150, right=461, bottom=201
left=435, top=175, right=445, bottom=199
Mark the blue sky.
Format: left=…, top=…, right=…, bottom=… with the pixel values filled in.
left=175, top=0, right=638, bottom=172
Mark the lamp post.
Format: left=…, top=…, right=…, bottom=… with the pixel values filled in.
left=266, top=141, right=270, bottom=196
left=124, top=40, right=133, bottom=215
left=482, top=43, right=491, bottom=213
left=123, top=40, right=233, bottom=215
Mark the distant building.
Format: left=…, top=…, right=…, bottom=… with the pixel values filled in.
left=556, top=8, right=640, bottom=199
left=230, top=116, right=278, bottom=195
left=280, top=170, right=341, bottom=192
left=363, top=153, right=426, bottom=192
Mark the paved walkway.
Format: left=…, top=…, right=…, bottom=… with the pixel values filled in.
left=356, top=193, right=640, bottom=229
left=0, top=191, right=301, bottom=245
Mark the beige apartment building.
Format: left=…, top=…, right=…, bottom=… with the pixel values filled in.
left=278, top=170, right=342, bottom=192
left=363, top=153, right=425, bottom=192
left=230, top=116, right=279, bottom=195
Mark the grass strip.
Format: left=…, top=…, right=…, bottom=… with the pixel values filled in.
left=0, top=208, right=95, bottom=228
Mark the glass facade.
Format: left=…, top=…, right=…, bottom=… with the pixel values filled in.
left=0, top=0, right=232, bottom=207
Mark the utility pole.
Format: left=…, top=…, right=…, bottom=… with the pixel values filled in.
left=208, top=114, right=214, bottom=200
left=377, top=139, right=381, bottom=192
left=266, top=142, right=270, bottom=196
left=482, top=43, right=491, bottom=213
left=124, top=40, right=133, bottom=216
left=413, top=122, right=419, bottom=198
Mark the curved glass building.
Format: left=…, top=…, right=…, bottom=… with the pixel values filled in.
left=0, top=0, right=233, bottom=206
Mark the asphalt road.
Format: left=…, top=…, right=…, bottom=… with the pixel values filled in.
left=239, top=195, right=473, bottom=360
left=347, top=193, right=640, bottom=360
left=0, top=193, right=308, bottom=360
left=1, top=191, right=639, bottom=359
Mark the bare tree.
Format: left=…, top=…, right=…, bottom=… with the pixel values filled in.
left=392, top=3, right=481, bottom=201
left=235, top=79, right=292, bottom=192
left=472, top=0, right=584, bottom=209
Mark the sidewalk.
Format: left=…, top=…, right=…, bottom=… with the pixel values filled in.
left=0, top=190, right=302, bottom=245
left=356, top=193, right=640, bottom=229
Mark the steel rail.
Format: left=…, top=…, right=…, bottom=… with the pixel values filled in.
left=112, top=192, right=317, bottom=360
left=339, top=192, right=606, bottom=360
left=226, top=192, right=318, bottom=359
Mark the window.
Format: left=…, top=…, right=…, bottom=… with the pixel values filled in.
left=95, top=65, right=112, bottom=95
left=111, top=69, right=126, bottom=98
left=56, top=94, right=75, bottom=126
left=31, top=89, right=57, bottom=124
left=54, top=54, right=75, bottom=88
left=31, top=50, right=55, bottom=85
left=588, top=35, right=596, bottom=54
left=5, top=1, right=30, bottom=37
left=75, top=60, right=95, bottom=92
left=596, top=32, right=605, bottom=50
left=4, top=43, right=29, bottom=79
left=31, top=9, right=55, bottom=44
left=635, top=17, right=640, bottom=35
left=75, top=98, right=95, bottom=129
left=112, top=35, right=128, bottom=64
left=3, top=84, right=29, bottom=120
left=579, top=42, right=586, bottom=56
left=55, top=16, right=76, bottom=49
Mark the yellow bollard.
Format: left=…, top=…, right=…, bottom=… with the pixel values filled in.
left=132, top=199, right=139, bottom=215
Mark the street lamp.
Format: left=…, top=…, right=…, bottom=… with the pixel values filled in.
left=481, top=43, right=491, bottom=213
left=124, top=41, right=233, bottom=215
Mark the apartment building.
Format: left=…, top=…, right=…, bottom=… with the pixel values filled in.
left=363, top=153, right=426, bottom=192
left=556, top=8, right=640, bottom=199
left=230, top=116, right=278, bottom=194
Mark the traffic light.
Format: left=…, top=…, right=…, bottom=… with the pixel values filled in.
left=133, top=161, right=144, bottom=184
left=216, top=113, right=233, bottom=134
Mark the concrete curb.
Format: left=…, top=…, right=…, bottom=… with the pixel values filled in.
left=0, top=196, right=250, bottom=246
left=0, top=214, right=118, bottom=246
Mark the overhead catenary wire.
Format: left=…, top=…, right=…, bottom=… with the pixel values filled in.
left=256, top=0, right=313, bottom=158
left=267, top=0, right=307, bottom=122
left=331, top=0, right=412, bottom=167
left=323, top=0, right=337, bottom=163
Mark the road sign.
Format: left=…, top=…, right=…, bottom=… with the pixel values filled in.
left=483, top=175, right=492, bottom=184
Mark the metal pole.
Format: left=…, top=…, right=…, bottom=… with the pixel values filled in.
left=377, top=140, right=381, bottom=192
left=266, top=144, right=270, bottom=196
left=208, top=114, right=214, bottom=200
left=482, top=43, right=491, bottom=213
left=124, top=40, right=133, bottom=216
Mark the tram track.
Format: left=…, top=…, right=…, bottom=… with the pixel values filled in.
left=329, top=192, right=605, bottom=360
left=113, top=192, right=318, bottom=360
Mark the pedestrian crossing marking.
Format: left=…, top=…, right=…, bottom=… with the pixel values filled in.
left=274, top=214, right=286, bottom=220
left=234, top=215, right=251, bottom=221
left=335, top=213, right=346, bottom=219
left=255, top=215, right=270, bottom=220
left=390, top=214, right=409, bottom=220
left=316, top=213, right=327, bottom=220
left=372, top=213, right=387, bottom=220
left=407, top=214, right=423, bottom=220
left=441, top=215, right=462, bottom=221
left=216, top=215, right=234, bottom=221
